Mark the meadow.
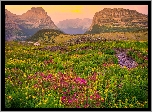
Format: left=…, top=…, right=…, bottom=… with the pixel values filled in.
left=5, top=34, right=148, bottom=108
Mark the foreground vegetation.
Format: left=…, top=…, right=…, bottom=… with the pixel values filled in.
left=5, top=37, right=148, bottom=108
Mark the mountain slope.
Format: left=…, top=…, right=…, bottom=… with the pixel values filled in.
left=5, top=11, right=26, bottom=41
left=26, top=29, right=65, bottom=42
left=5, top=7, right=59, bottom=41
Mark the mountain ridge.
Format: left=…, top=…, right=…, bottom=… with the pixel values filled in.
left=5, top=7, right=59, bottom=41
left=56, top=18, right=92, bottom=34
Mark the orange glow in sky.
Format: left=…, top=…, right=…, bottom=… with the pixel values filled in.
left=5, top=5, right=148, bottom=24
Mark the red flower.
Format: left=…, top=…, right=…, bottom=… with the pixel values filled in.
left=46, top=74, right=52, bottom=79
left=49, top=59, right=53, bottom=63
left=90, top=92, right=101, bottom=100
left=103, top=63, right=107, bottom=66
left=61, top=96, right=66, bottom=103
left=84, top=104, right=89, bottom=108
left=75, top=77, right=87, bottom=85
left=40, top=73, right=45, bottom=77
left=68, top=99, right=73, bottom=104
left=89, top=72, right=97, bottom=81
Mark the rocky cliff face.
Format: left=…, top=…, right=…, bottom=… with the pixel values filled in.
left=57, top=18, right=92, bottom=34
left=18, top=7, right=58, bottom=29
left=5, top=10, right=25, bottom=41
left=88, top=8, right=148, bottom=33
left=5, top=7, right=58, bottom=41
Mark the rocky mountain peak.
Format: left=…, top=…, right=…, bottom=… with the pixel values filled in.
left=21, top=7, right=48, bottom=20
left=5, top=9, right=19, bottom=21
left=31, top=7, right=45, bottom=11
left=5, top=7, right=59, bottom=41
left=30, top=7, right=46, bottom=15
left=88, top=8, right=148, bottom=31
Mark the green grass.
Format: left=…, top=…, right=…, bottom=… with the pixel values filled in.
left=5, top=40, right=148, bottom=108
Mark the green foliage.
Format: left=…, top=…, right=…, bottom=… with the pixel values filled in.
left=103, top=49, right=115, bottom=55
left=5, top=39, right=148, bottom=108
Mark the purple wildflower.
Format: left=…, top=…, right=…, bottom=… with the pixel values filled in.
left=61, top=96, right=66, bottom=103
left=40, top=73, right=45, bottom=77
left=46, top=74, right=52, bottom=79
left=75, top=77, right=87, bottom=85
left=68, top=99, right=72, bottom=104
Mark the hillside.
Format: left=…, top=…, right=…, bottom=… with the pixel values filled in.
left=86, top=8, right=148, bottom=34
left=26, top=29, right=65, bottom=42
left=57, top=18, right=92, bottom=34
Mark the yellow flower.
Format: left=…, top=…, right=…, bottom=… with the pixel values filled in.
left=100, top=97, right=104, bottom=102
left=92, top=68, right=95, bottom=72
left=104, top=89, right=108, bottom=93
left=38, top=102, right=42, bottom=105
left=118, top=100, right=121, bottom=102
left=23, top=73, right=26, bottom=77
left=59, top=97, right=62, bottom=103
left=54, top=104, right=57, bottom=106
left=84, top=87, right=87, bottom=91
left=140, top=104, right=144, bottom=107
left=8, top=96, right=12, bottom=100
left=129, top=104, right=133, bottom=107
left=42, top=89, right=44, bottom=93
left=44, top=98, right=48, bottom=103
left=32, top=96, right=36, bottom=99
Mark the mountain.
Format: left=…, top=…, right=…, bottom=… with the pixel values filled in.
left=5, top=10, right=26, bottom=41
left=56, top=18, right=92, bottom=34
left=5, top=7, right=59, bottom=41
left=26, top=29, right=65, bottom=42
left=86, top=8, right=148, bottom=34
left=18, top=7, right=58, bottom=30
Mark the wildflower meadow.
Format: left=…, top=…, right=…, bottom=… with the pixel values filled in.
left=5, top=40, right=148, bottom=108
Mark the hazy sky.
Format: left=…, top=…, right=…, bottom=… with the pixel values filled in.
left=5, top=5, right=148, bottom=24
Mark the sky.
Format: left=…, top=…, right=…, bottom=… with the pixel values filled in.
left=5, top=5, right=148, bottom=24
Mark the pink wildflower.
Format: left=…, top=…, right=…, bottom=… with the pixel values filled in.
left=47, top=74, right=52, bottom=79
left=84, top=104, right=89, bottom=108
left=68, top=99, right=72, bottom=104
left=61, top=96, right=66, bottom=103
left=75, top=77, right=87, bottom=85
left=89, top=72, right=97, bottom=81
left=40, top=73, right=45, bottom=77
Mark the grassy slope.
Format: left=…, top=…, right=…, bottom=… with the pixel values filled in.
left=26, top=29, right=65, bottom=42
left=25, top=28, right=148, bottom=44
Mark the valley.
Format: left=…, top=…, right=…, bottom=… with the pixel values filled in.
left=5, top=6, right=148, bottom=108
